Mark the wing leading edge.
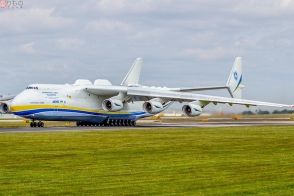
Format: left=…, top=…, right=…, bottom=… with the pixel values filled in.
left=127, top=87, right=291, bottom=108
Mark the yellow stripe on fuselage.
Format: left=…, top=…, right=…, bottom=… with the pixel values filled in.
left=10, top=104, right=131, bottom=114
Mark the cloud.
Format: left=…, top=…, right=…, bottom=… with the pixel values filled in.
left=182, top=47, right=230, bottom=60
left=56, top=38, right=84, bottom=50
left=84, top=19, right=133, bottom=34
left=232, top=0, right=294, bottom=16
left=0, top=8, right=73, bottom=35
left=0, top=0, right=294, bottom=104
left=19, top=42, right=36, bottom=54
left=94, top=0, right=156, bottom=14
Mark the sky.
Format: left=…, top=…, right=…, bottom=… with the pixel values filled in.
left=0, top=0, right=294, bottom=108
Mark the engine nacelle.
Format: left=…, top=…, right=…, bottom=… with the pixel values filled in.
left=0, top=103, right=10, bottom=114
left=143, top=101, right=164, bottom=114
left=102, top=99, right=123, bottom=112
left=182, top=102, right=203, bottom=117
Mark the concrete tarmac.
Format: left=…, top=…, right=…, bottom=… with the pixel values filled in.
left=1, top=120, right=294, bottom=133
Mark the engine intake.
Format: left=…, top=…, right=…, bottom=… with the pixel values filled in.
left=0, top=103, right=10, bottom=114
left=143, top=101, right=164, bottom=114
left=182, top=102, right=203, bottom=117
left=102, top=99, right=123, bottom=112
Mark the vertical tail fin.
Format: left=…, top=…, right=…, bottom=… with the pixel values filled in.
left=226, top=57, right=244, bottom=98
left=121, top=57, right=143, bottom=86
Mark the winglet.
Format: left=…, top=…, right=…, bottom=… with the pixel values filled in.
left=121, top=57, right=143, bottom=86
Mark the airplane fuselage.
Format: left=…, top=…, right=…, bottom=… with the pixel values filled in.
left=10, top=84, right=149, bottom=124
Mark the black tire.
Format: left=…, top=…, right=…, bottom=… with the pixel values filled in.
left=131, top=121, right=136, bottom=126
left=123, top=120, right=127, bottom=126
left=39, top=122, right=44, bottom=127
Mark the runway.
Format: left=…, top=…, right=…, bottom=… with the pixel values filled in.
left=1, top=120, right=294, bottom=133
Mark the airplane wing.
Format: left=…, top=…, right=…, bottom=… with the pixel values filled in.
left=0, top=95, right=15, bottom=102
left=84, top=85, right=290, bottom=108
left=127, top=87, right=290, bottom=108
left=86, top=86, right=229, bottom=96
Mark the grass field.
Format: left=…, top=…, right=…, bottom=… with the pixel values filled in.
left=0, top=127, right=294, bottom=195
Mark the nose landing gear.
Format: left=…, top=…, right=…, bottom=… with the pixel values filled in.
left=30, top=121, right=44, bottom=128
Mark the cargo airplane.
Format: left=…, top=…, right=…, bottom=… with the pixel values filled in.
left=0, top=57, right=291, bottom=127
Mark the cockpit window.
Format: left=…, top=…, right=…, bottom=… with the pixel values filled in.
left=26, top=86, right=38, bottom=90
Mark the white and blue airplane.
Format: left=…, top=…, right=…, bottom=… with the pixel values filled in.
left=0, top=57, right=291, bottom=127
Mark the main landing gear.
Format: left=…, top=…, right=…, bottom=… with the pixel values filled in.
left=30, top=121, right=44, bottom=128
left=76, top=119, right=136, bottom=127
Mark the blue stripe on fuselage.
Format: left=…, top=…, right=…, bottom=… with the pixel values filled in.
left=13, top=108, right=148, bottom=122
left=14, top=108, right=145, bottom=116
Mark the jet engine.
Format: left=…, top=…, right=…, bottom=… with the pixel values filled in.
left=143, top=100, right=164, bottom=114
left=0, top=103, right=10, bottom=113
left=102, top=99, right=123, bottom=112
left=182, top=102, right=203, bottom=117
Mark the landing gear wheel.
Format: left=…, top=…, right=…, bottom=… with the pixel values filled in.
left=37, top=122, right=44, bottom=127
left=119, top=120, right=123, bottom=126
left=30, top=121, right=39, bottom=128
left=114, top=120, right=118, bottom=126
left=123, top=120, right=128, bottom=126
left=109, top=120, right=113, bottom=126
left=131, top=121, right=136, bottom=126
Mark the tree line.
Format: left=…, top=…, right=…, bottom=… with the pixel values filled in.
left=242, top=109, right=293, bottom=115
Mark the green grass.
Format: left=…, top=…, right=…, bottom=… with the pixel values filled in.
left=0, top=127, right=294, bottom=195
left=0, top=120, right=27, bottom=128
